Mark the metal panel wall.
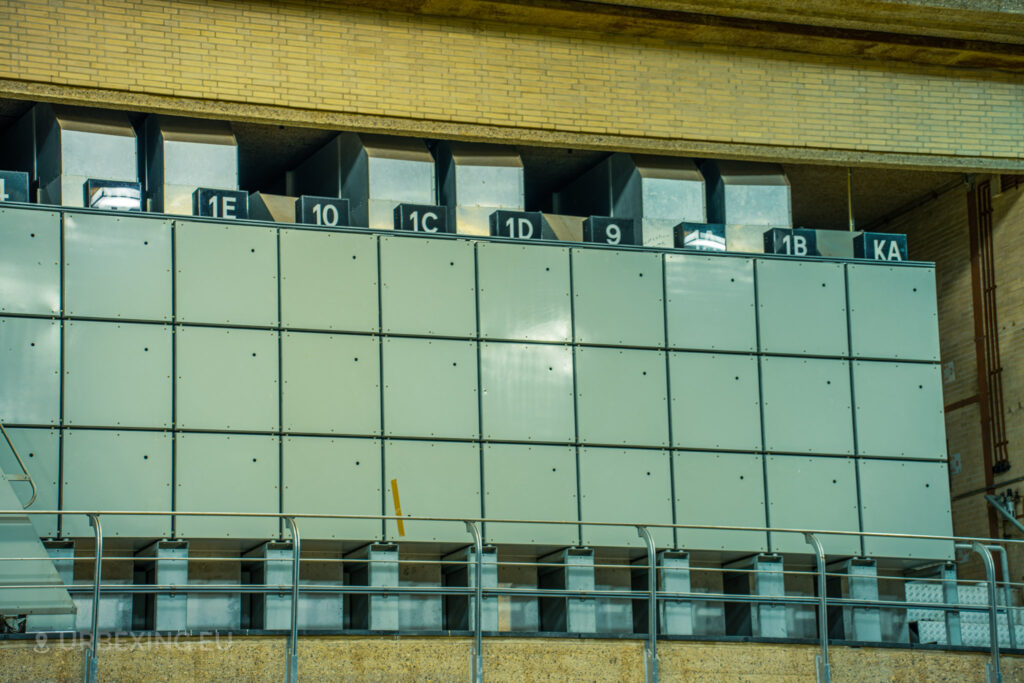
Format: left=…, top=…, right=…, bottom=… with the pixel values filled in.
left=673, top=451, right=767, bottom=553
left=282, top=332, right=380, bottom=436
left=761, top=356, right=854, bottom=456
left=62, top=430, right=172, bottom=538
left=847, top=263, right=940, bottom=361
left=854, top=361, right=946, bottom=460
left=664, top=254, right=756, bottom=352
left=382, top=338, right=478, bottom=439
left=756, top=259, right=848, bottom=356
left=0, top=317, right=59, bottom=425
left=175, top=327, right=279, bottom=432
left=174, top=221, right=278, bottom=326
left=279, top=230, right=378, bottom=332
left=0, top=206, right=954, bottom=560
left=859, top=459, right=954, bottom=560
left=669, top=352, right=761, bottom=451
left=571, top=248, right=664, bottom=347
left=480, top=343, right=574, bottom=443
left=63, top=321, right=172, bottom=428
left=579, top=447, right=673, bottom=548
left=380, top=235, right=476, bottom=337
left=765, top=455, right=860, bottom=556
left=477, top=241, right=571, bottom=342
left=64, top=213, right=172, bottom=321
left=175, top=433, right=280, bottom=539
left=383, top=440, right=480, bottom=543
left=0, top=208, right=60, bottom=316
left=483, top=444, right=578, bottom=546
left=282, top=437, right=382, bottom=540
left=575, top=347, right=668, bottom=447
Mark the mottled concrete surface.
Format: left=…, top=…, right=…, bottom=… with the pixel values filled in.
left=2, top=635, right=1023, bottom=682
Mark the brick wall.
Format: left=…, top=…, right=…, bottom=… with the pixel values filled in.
left=0, top=0, right=1022, bottom=169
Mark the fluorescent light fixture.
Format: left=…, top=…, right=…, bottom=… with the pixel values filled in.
left=683, top=228, right=726, bottom=252
left=84, top=179, right=143, bottom=211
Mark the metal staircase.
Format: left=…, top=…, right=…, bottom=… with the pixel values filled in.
left=0, top=420, right=75, bottom=629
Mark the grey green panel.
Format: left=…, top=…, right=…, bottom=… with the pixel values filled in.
left=282, top=332, right=380, bottom=436
left=847, top=263, right=940, bottom=361
left=854, top=361, right=946, bottom=460
left=673, top=451, right=767, bottom=553
left=175, top=433, right=279, bottom=539
left=571, top=248, right=664, bottom=347
left=858, top=459, right=954, bottom=560
left=756, top=259, right=848, bottom=356
left=664, top=254, right=756, bottom=352
left=175, top=327, right=279, bottom=431
left=379, top=235, right=476, bottom=337
left=476, top=241, right=571, bottom=342
left=575, top=347, right=668, bottom=447
left=0, top=317, right=59, bottom=425
left=765, top=455, right=860, bottom=556
left=174, top=221, right=278, bottom=326
left=63, top=321, right=172, bottom=428
left=383, top=440, right=480, bottom=543
left=669, top=352, right=761, bottom=451
left=0, top=208, right=60, bottom=315
left=279, top=230, right=378, bottom=332
left=761, top=356, right=854, bottom=455
left=282, top=436, right=382, bottom=540
left=63, top=213, right=172, bottom=321
left=479, top=343, right=574, bottom=443
left=0, top=428, right=58, bottom=537
left=0, top=472, right=74, bottom=616
left=61, top=430, right=171, bottom=538
left=382, top=337, right=478, bottom=439
left=482, top=444, right=578, bottom=545
left=579, top=447, right=672, bottom=548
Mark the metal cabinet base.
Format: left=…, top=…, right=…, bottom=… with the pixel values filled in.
left=631, top=550, right=693, bottom=636
left=133, top=541, right=188, bottom=632
left=443, top=546, right=498, bottom=631
left=723, top=554, right=787, bottom=638
left=345, top=544, right=399, bottom=631
left=827, top=558, right=882, bottom=643
left=538, top=548, right=596, bottom=634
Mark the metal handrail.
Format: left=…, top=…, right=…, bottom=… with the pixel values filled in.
left=0, top=420, right=37, bottom=508
left=2, top=508, right=1019, bottom=683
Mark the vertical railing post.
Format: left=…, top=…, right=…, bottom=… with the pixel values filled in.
left=636, top=526, right=658, bottom=683
left=961, top=542, right=1003, bottom=683
left=986, top=544, right=1016, bottom=650
left=803, top=533, right=831, bottom=683
left=284, top=517, right=301, bottom=683
left=464, top=521, right=484, bottom=683
left=84, top=513, right=102, bottom=683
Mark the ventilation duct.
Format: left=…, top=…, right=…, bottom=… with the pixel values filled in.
left=554, top=153, right=705, bottom=248
left=11, top=104, right=139, bottom=207
left=143, top=115, right=238, bottom=215
left=701, top=160, right=791, bottom=227
left=288, top=132, right=434, bottom=230
left=435, top=142, right=525, bottom=236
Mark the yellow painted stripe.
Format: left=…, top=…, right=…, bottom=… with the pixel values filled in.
left=390, top=478, right=405, bottom=537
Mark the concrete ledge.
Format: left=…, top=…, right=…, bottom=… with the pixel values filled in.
left=2, top=635, right=1023, bottom=682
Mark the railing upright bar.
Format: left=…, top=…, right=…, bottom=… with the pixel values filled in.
left=637, top=525, right=658, bottom=683
left=284, top=517, right=301, bottom=683
left=84, top=513, right=102, bottom=683
left=465, top=521, right=484, bottom=683
left=986, top=544, right=1017, bottom=650
left=959, top=542, right=1002, bottom=683
left=803, top=533, right=831, bottom=683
